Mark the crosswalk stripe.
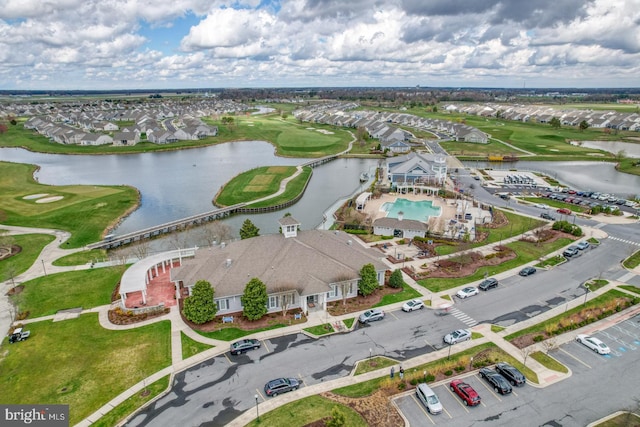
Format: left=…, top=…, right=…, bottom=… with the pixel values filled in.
left=450, top=308, right=478, bottom=326
left=608, top=236, right=640, bottom=246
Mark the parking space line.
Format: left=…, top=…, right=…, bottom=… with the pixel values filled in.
left=444, top=385, right=470, bottom=413
left=389, top=311, right=399, bottom=320
left=442, top=406, right=453, bottom=419
left=424, top=338, right=435, bottom=350
left=511, top=390, right=518, bottom=397
left=256, top=389, right=266, bottom=401
left=410, top=394, right=435, bottom=425
left=476, top=377, right=502, bottom=402
left=262, top=340, right=271, bottom=353
left=298, top=373, right=307, bottom=387
left=559, top=348, right=592, bottom=369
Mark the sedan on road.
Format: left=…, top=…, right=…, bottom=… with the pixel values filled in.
left=495, top=362, right=526, bottom=386
left=230, top=338, right=261, bottom=355
left=479, top=278, right=499, bottom=291
left=449, top=379, right=481, bottom=406
left=540, top=212, right=556, bottom=220
left=563, top=246, right=579, bottom=258
left=519, top=266, right=536, bottom=277
left=264, top=377, right=300, bottom=397
left=443, top=329, right=472, bottom=345
left=359, top=308, right=385, bottom=323
left=479, top=368, right=512, bottom=395
left=576, top=334, right=611, bottom=355
left=456, top=286, right=479, bottom=299
left=402, top=299, right=425, bottom=312
left=576, top=241, right=590, bottom=250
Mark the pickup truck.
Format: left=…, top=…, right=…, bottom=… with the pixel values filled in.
left=8, top=327, right=30, bottom=343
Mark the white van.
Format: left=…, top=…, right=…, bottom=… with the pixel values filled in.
left=416, top=383, right=443, bottom=415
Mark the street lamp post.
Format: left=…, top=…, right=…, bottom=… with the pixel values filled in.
left=447, top=342, right=452, bottom=360
left=255, top=394, right=259, bottom=422
left=41, top=259, right=47, bottom=276
left=369, top=348, right=372, bottom=360
left=583, top=284, right=590, bottom=306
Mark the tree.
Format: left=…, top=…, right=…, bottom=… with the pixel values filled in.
left=358, top=263, right=378, bottom=296
left=326, top=406, right=346, bottom=427
left=388, top=269, right=404, bottom=289
left=242, top=277, right=268, bottom=320
left=239, top=219, right=260, bottom=240
left=200, top=221, right=232, bottom=246
left=579, top=120, right=590, bottom=131
left=182, top=280, right=217, bottom=324
left=549, top=117, right=561, bottom=129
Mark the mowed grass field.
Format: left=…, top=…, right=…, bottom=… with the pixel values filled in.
left=0, top=314, right=171, bottom=425
left=215, top=166, right=312, bottom=206
left=0, top=161, right=138, bottom=247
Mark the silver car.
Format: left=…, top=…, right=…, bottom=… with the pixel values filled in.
left=359, top=308, right=385, bottom=323
left=443, top=329, right=471, bottom=345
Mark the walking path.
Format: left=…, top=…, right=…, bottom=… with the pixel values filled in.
left=2, top=218, right=639, bottom=427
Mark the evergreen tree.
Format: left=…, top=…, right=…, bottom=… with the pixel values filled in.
left=388, top=269, right=404, bottom=288
left=182, top=280, right=217, bottom=324
left=326, top=406, right=346, bottom=427
left=241, top=277, right=268, bottom=320
left=358, top=263, right=379, bottom=296
left=239, top=219, right=260, bottom=240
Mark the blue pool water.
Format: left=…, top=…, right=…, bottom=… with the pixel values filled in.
left=381, top=198, right=441, bottom=221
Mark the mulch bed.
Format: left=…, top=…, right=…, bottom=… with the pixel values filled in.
left=326, top=285, right=404, bottom=316
left=108, top=307, right=170, bottom=325
left=0, top=245, right=22, bottom=261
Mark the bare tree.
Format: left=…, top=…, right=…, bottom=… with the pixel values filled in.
left=334, top=274, right=358, bottom=306
left=521, top=347, right=532, bottom=366
left=542, top=337, right=558, bottom=355
left=199, top=221, right=232, bottom=246
left=129, top=241, right=151, bottom=260
left=271, top=284, right=299, bottom=317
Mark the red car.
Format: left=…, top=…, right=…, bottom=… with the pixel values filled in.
left=449, top=379, right=481, bottom=406
left=556, top=208, right=572, bottom=215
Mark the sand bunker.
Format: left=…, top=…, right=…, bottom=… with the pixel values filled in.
left=23, top=193, right=49, bottom=200
left=36, top=196, right=64, bottom=203
left=316, top=129, right=335, bottom=135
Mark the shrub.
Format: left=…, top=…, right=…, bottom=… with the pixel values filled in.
left=454, top=366, right=465, bottom=372
left=533, top=335, right=544, bottom=342
left=444, top=370, right=453, bottom=376
left=397, top=382, right=407, bottom=390
left=388, top=269, right=404, bottom=288
left=425, top=374, right=435, bottom=382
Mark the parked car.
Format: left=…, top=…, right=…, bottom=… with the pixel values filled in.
left=479, top=278, right=498, bottom=291
left=416, top=383, right=443, bottom=415
left=519, top=266, right=536, bottom=276
left=495, top=362, right=526, bottom=386
left=534, top=203, right=549, bottom=209
left=402, top=299, right=425, bottom=312
left=359, top=308, right=385, bottom=323
left=556, top=208, right=572, bottom=215
left=456, top=286, right=479, bottom=299
left=563, top=246, right=579, bottom=257
left=264, top=377, right=300, bottom=397
left=576, top=334, right=611, bottom=355
left=443, top=329, right=471, bottom=345
left=479, top=368, right=513, bottom=395
left=230, top=338, right=261, bottom=355
left=576, top=241, right=590, bottom=250
left=449, top=379, right=481, bottom=406
left=540, top=212, right=555, bottom=220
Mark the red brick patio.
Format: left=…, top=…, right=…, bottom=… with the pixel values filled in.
left=124, top=263, right=179, bottom=308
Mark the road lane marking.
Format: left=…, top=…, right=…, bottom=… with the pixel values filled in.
left=410, top=394, right=435, bottom=425
left=262, top=340, right=271, bottom=353
left=559, top=347, right=592, bottom=369
left=224, top=353, right=234, bottom=365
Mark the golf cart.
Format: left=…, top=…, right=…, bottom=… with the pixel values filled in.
left=8, top=327, right=30, bottom=343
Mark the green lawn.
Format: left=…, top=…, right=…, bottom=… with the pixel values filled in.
left=354, top=356, right=397, bottom=375
left=623, top=249, right=640, bottom=269
left=247, top=167, right=313, bottom=208
left=373, top=284, right=422, bottom=307
left=0, top=314, right=171, bottom=425
left=181, top=332, right=214, bottom=359
left=52, top=249, right=108, bottom=266
left=0, top=161, right=138, bottom=247
left=245, top=395, right=367, bottom=427
left=91, top=376, right=170, bottom=427
left=16, top=266, right=127, bottom=318
left=0, top=234, right=55, bottom=281
left=530, top=352, right=569, bottom=373
left=196, top=323, right=288, bottom=341
left=215, top=166, right=298, bottom=206
left=304, top=323, right=335, bottom=336
left=419, top=237, right=573, bottom=292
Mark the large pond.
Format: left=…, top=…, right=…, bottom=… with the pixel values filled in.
left=569, top=140, right=640, bottom=158
left=463, top=160, right=640, bottom=198
left=0, top=144, right=378, bottom=236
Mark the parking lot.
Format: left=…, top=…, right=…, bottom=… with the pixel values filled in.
left=395, top=316, right=640, bottom=426
left=395, top=370, right=534, bottom=425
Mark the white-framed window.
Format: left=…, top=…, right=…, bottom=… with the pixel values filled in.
left=348, top=282, right=354, bottom=295
left=216, top=299, right=229, bottom=311
left=268, top=295, right=279, bottom=309
left=286, top=225, right=295, bottom=233
left=329, top=286, right=338, bottom=298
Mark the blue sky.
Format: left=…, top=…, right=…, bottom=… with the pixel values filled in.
left=0, top=0, right=639, bottom=90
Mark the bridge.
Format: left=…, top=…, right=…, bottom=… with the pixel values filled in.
left=87, top=152, right=345, bottom=249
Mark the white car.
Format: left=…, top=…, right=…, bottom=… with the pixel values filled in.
left=534, top=203, right=549, bottom=209
left=456, top=286, right=479, bottom=299
left=402, top=299, right=425, bottom=312
left=576, top=334, right=611, bottom=355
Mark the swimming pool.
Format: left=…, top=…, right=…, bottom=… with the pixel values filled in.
left=381, top=198, right=441, bottom=221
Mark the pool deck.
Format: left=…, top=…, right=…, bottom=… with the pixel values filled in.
left=363, top=192, right=460, bottom=234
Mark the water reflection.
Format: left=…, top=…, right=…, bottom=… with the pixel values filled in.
left=569, top=140, right=640, bottom=158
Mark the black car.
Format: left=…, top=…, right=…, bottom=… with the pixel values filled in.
left=230, top=338, right=261, bottom=355
left=479, top=278, right=498, bottom=291
left=495, top=362, right=526, bottom=386
left=540, top=212, right=555, bottom=220
left=519, top=266, right=536, bottom=276
left=264, top=377, right=300, bottom=397
left=479, top=368, right=512, bottom=395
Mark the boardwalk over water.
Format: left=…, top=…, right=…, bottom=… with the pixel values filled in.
left=87, top=154, right=342, bottom=249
